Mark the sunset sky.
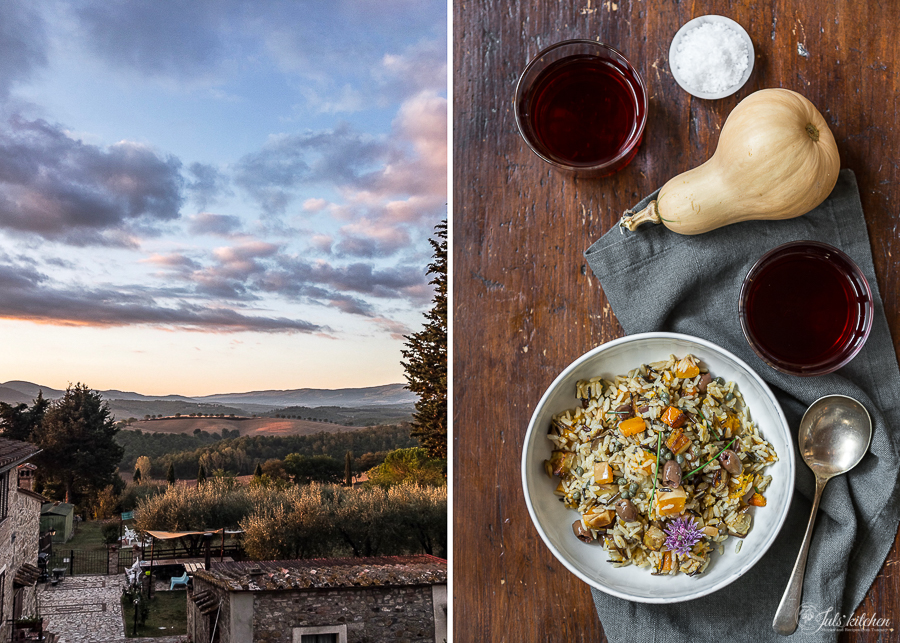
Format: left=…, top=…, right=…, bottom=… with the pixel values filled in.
left=0, top=1, right=447, bottom=396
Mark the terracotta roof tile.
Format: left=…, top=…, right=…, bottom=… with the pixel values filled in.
left=0, top=438, right=39, bottom=472
left=194, top=555, right=447, bottom=592
left=14, top=563, right=41, bottom=587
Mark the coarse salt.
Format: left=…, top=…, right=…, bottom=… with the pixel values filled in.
left=672, top=22, right=749, bottom=95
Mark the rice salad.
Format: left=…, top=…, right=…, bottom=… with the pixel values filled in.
left=544, top=354, right=778, bottom=577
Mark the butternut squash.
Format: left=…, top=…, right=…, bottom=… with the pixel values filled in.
left=620, top=88, right=839, bottom=235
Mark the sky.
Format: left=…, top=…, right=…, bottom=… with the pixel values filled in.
left=0, top=0, right=447, bottom=396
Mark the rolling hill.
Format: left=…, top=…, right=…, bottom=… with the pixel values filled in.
left=0, top=380, right=415, bottom=420
left=124, top=415, right=360, bottom=437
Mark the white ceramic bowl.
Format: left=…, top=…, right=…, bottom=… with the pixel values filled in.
left=669, top=15, right=754, bottom=100
left=521, top=332, right=795, bottom=603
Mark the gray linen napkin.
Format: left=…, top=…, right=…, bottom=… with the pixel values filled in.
left=584, top=170, right=900, bottom=642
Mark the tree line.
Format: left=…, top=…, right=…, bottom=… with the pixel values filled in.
left=118, top=424, right=416, bottom=479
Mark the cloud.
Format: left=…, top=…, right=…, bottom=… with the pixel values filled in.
left=0, top=116, right=184, bottom=245
left=310, top=234, right=333, bottom=253
left=266, top=257, right=425, bottom=301
left=302, top=198, right=328, bottom=212
left=300, top=84, right=366, bottom=115
left=212, top=241, right=280, bottom=277
left=0, top=259, right=323, bottom=333
left=0, top=4, right=47, bottom=99
left=143, top=252, right=200, bottom=271
left=72, top=0, right=231, bottom=82
left=316, top=90, right=447, bottom=259
left=334, top=219, right=411, bottom=257
left=234, top=123, right=386, bottom=214
left=186, top=162, right=231, bottom=210
left=189, top=212, right=243, bottom=236
left=370, top=90, right=447, bottom=203
left=378, top=39, right=447, bottom=98
left=369, top=316, right=411, bottom=340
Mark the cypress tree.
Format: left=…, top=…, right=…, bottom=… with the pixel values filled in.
left=132, top=467, right=142, bottom=484
left=166, top=463, right=176, bottom=486
left=344, top=451, right=353, bottom=486
left=401, top=220, right=447, bottom=458
left=253, top=462, right=263, bottom=478
left=197, top=464, right=207, bottom=484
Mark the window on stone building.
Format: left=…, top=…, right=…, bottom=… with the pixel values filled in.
left=292, top=625, right=347, bottom=643
left=0, top=570, right=6, bottom=624
left=301, top=636, right=336, bottom=643
left=0, top=471, right=8, bottom=521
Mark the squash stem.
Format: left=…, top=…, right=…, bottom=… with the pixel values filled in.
left=619, top=200, right=661, bottom=231
left=805, top=123, right=820, bottom=142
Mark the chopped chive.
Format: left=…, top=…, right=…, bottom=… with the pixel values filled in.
left=684, top=438, right=737, bottom=479
left=649, top=429, right=661, bottom=517
left=697, top=408, right=721, bottom=440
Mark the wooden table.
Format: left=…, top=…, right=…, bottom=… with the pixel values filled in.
left=452, top=1, right=900, bottom=641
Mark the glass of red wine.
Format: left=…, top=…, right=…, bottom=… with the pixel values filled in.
left=739, top=241, right=873, bottom=376
left=514, top=40, right=647, bottom=176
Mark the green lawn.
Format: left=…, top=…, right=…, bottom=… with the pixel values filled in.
left=65, top=521, right=112, bottom=552
left=121, top=591, right=188, bottom=638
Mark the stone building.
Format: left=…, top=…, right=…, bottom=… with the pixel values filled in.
left=0, top=438, right=48, bottom=640
left=187, top=555, right=447, bottom=643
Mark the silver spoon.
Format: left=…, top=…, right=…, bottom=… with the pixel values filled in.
left=772, top=394, right=872, bottom=636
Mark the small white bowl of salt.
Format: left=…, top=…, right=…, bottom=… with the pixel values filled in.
left=669, top=15, right=754, bottom=100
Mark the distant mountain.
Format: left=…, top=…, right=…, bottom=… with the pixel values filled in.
left=195, top=383, right=415, bottom=408
left=0, top=380, right=415, bottom=418
left=0, top=381, right=65, bottom=400
left=0, top=386, right=34, bottom=405
left=96, top=390, right=196, bottom=403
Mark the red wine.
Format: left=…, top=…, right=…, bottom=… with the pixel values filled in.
left=742, top=243, right=871, bottom=373
left=526, top=56, right=644, bottom=166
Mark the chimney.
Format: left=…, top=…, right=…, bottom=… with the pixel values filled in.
left=18, top=463, right=36, bottom=491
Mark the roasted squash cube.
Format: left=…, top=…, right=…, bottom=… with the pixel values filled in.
left=583, top=507, right=615, bottom=529
left=547, top=450, right=575, bottom=477
left=660, top=405, right=687, bottom=429
left=675, top=356, right=700, bottom=379
left=593, top=461, right=614, bottom=484
left=661, top=550, right=673, bottom=572
left=665, top=427, right=691, bottom=455
left=618, top=416, right=646, bottom=437
left=643, top=525, right=666, bottom=551
left=748, top=492, right=767, bottom=507
left=656, top=487, right=687, bottom=517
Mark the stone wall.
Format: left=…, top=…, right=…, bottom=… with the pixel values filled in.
left=188, top=581, right=440, bottom=643
left=188, top=577, right=232, bottom=643
left=253, top=584, right=436, bottom=643
left=0, top=467, right=43, bottom=640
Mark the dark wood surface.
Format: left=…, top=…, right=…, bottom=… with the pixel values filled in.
left=452, top=1, right=900, bottom=641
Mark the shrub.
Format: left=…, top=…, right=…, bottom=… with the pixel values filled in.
left=133, top=479, right=447, bottom=560
left=101, top=520, right=121, bottom=545
left=365, top=447, right=446, bottom=487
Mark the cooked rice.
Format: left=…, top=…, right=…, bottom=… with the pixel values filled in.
left=545, top=354, right=777, bottom=577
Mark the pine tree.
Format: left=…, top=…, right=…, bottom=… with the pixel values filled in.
left=166, top=463, right=176, bottom=486
left=0, top=390, right=49, bottom=442
left=32, top=384, right=123, bottom=504
left=401, top=220, right=447, bottom=458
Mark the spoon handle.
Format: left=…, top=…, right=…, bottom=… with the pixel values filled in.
left=772, top=476, right=829, bottom=636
